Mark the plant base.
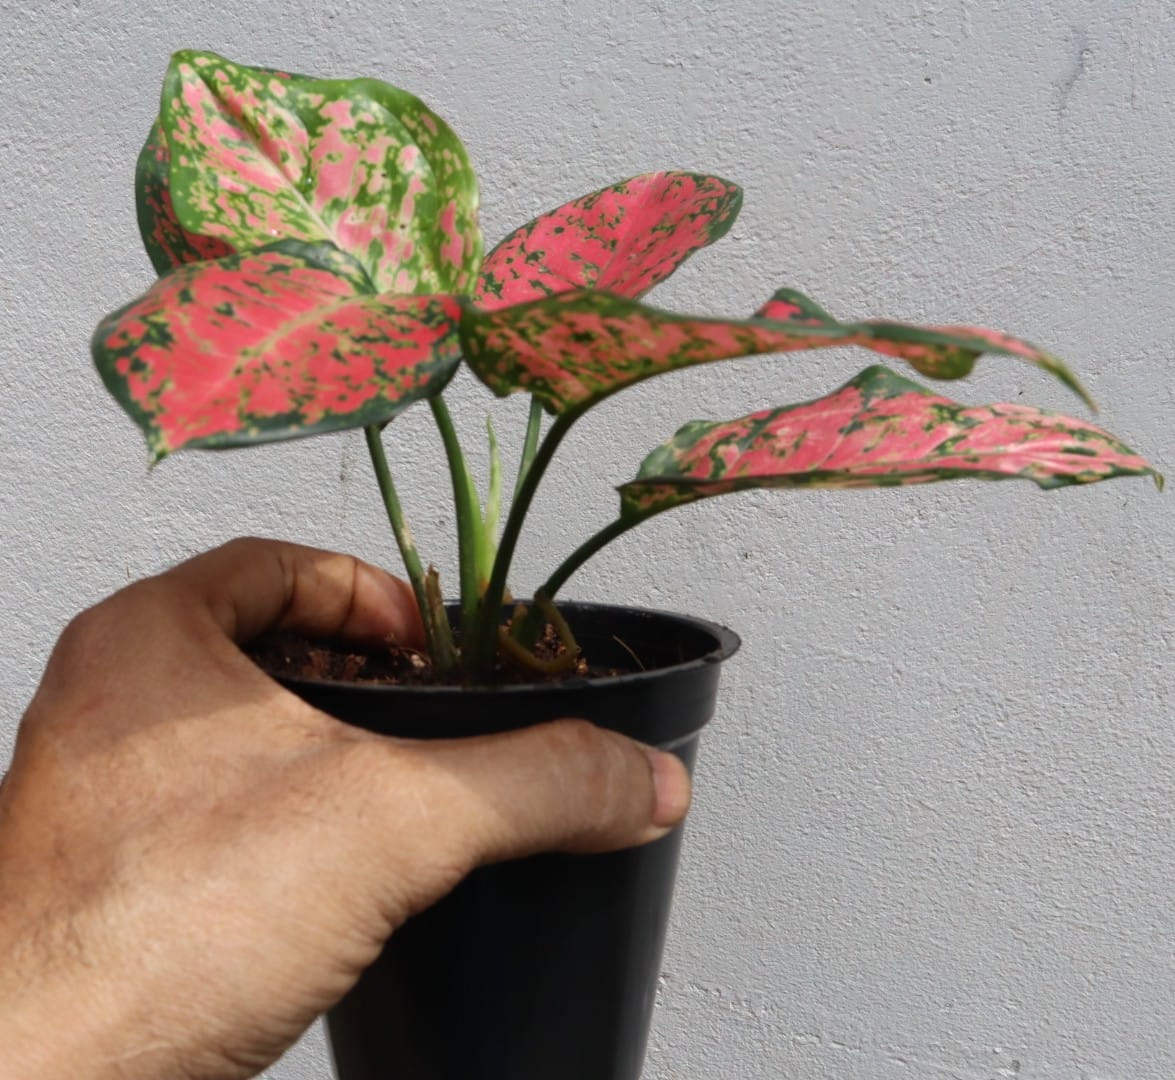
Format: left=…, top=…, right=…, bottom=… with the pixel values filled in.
left=281, top=603, right=739, bottom=1080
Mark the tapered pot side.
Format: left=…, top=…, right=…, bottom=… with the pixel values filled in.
left=279, top=603, right=739, bottom=1080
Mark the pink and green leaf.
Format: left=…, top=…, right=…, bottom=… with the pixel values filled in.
left=93, top=242, right=462, bottom=461
left=135, top=58, right=303, bottom=273
left=619, top=365, right=1159, bottom=517
left=461, top=289, right=1092, bottom=416
left=757, top=289, right=1092, bottom=408
left=475, top=172, right=742, bottom=311
left=159, top=50, right=481, bottom=294
left=136, top=120, right=235, bottom=274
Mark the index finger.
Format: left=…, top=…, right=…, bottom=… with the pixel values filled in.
left=165, top=537, right=425, bottom=648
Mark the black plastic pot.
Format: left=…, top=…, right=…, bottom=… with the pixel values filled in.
left=283, top=603, right=739, bottom=1080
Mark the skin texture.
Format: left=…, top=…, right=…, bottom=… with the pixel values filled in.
left=0, top=538, right=690, bottom=1079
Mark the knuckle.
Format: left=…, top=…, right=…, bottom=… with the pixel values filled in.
left=56, top=602, right=105, bottom=655
left=542, top=719, right=636, bottom=826
left=208, top=536, right=284, bottom=579
left=48, top=576, right=182, bottom=683
left=53, top=597, right=125, bottom=671
left=541, top=717, right=607, bottom=758
left=332, top=738, right=481, bottom=883
left=217, top=535, right=268, bottom=557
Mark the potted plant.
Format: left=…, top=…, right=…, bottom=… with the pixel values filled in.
left=92, top=50, right=1159, bottom=1080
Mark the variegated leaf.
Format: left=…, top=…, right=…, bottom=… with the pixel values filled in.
left=475, top=172, right=742, bottom=311
left=461, top=289, right=1090, bottom=415
left=93, top=242, right=462, bottom=461
left=619, top=365, right=1158, bottom=517
left=136, top=119, right=235, bottom=274
left=135, top=62, right=301, bottom=275
left=758, top=288, right=1092, bottom=408
left=159, top=50, right=481, bottom=294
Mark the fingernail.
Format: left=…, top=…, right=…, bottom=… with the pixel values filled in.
left=644, top=748, right=692, bottom=829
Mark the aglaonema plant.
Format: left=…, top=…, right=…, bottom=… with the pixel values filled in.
left=94, top=50, right=1160, bottom=681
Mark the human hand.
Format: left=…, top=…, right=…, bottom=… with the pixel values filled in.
left=0, top=538, right=690, bottom=1079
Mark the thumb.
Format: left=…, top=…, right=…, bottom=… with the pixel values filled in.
left=393, top=719, right=693, bottom=865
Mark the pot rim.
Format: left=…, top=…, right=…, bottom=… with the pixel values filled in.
left=274, top=600, right=740, bottom=696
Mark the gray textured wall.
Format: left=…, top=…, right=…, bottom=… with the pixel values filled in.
left=2, top=1, right=1172, bottom=1077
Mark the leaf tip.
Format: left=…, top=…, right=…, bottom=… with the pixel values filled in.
left=1045, top=352, right=1097, bottom=413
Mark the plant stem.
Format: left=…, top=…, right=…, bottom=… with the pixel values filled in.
left=467, top=409, right=578, bottom=670
left=429, top=396, right=482, bottom=631
left=509, top=513, right=650, bottom=651
left=424, top=566, right=457, bottom=672
left=512, top=396, right=544, bottom=504
left=363, top=424, right=455, bottom=666
left=538, top=513, right=650, bottom=601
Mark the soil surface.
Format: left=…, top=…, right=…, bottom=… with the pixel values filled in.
left=248, top=622, right=621, bottom=687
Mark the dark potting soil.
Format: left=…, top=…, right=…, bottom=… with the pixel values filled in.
left=248, top=621, right=628, bottom=687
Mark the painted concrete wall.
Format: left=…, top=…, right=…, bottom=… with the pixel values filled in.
left=2, top=1, right=1171, bottom=1076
